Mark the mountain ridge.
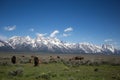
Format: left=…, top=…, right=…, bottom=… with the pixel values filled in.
left=0, top=36, right=119, bottom=54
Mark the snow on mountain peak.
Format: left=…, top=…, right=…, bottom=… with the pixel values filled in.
left=25, top=36, right=31, bottom=41
left=0, top=41, right=5, bottom=47
left=0, top=36, right=119, bottom=54
left=102, top=44, right=115, bottom=53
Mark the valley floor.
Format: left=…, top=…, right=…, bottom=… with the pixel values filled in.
left=0, top=52, right=120, bottom=80
left=0, top=63, right=120, bottom=80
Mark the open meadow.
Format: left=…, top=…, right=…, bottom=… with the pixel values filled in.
left=0, top=52, right=120, bottom=80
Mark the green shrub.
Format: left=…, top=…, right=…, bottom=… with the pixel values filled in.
left=8, top=67, right=24, bottom=76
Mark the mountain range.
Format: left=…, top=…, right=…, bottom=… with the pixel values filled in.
left=0, top=35, right=119, bottom=54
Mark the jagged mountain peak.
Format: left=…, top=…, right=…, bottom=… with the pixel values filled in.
left=0, top=36, right=119, bottom=54
left=102, top=44, right=115, bottom=53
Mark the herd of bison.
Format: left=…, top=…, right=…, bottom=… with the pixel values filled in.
left=11, top=55, right=84, bottom=66
left=3, top=54, right=118, bottom=68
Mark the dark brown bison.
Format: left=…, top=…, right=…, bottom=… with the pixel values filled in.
left=74, top=56, right=84, bottom=60
left=57, top=56, right=60, bottom=59
left=69, top=56, right=84, bottom=61
left=21, top=55, right=25, bottom=57
left=34, top=56, right=39, bottom=66
left=11, top=56, right=16, bottom=64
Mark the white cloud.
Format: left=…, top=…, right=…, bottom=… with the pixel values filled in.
left=63, top=33, right=71, bottom=37
left=29, top=28, right=34, bottom=32
left=104, top=39, right=113, bottom=42
left=64, top=27, right=73, bottom=32
left=4, top=25, right=16, bottom=31
left=50, top=30, right=59, bottom=37
left=36, top=33, right=47, bottom=37
left=0, top=35, right=8, bottom=40
left=105, top=40, right=120, bottom=49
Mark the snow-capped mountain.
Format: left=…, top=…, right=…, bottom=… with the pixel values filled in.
left=0, top=40, right=13, bottom=51
left=0, top=36, right=119, bottom=54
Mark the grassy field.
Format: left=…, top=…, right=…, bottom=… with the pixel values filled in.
left=0, top=53, right=120, bottom=80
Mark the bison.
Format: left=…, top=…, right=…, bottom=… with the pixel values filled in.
left=34, top=56, right=39, bottom=66
left=74, top=56, right=84, bottom=60
left=11, top=56, right=16, bottom=64
left=69, top=56, right=84, bottom=61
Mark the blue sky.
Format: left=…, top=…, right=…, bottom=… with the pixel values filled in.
left=0, top=0, right=120, bottom=48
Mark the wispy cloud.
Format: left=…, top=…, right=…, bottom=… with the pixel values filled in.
left=63, top=27, right=73, bottom=37
left=63, top=33, right=71, bottom=37
left=64, top=27, right=73, bottom=32
left=104, top=39, right=120, bottom=49
left=0, top=35, right=8, bottom=40
left=36, top=33, right=47, bottom=37
left=104, top=39, right=113, bottom=42
left=4, top=25, right=16, bottom=31
left=50, top=30, right=59, bottom=37
left=29, top=28, right=34, bottom=32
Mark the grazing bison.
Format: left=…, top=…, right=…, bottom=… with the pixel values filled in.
left=34, top=56, right=39, bottom=66
left=74, top=56, right=84, bottom=60
left=21, top=55, right=25, bottom=57
left=11, top=56, right=16, bottom=64
left=57, top=56, right=60, bottom=59
left=69, top=56, right=84, bottom=61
